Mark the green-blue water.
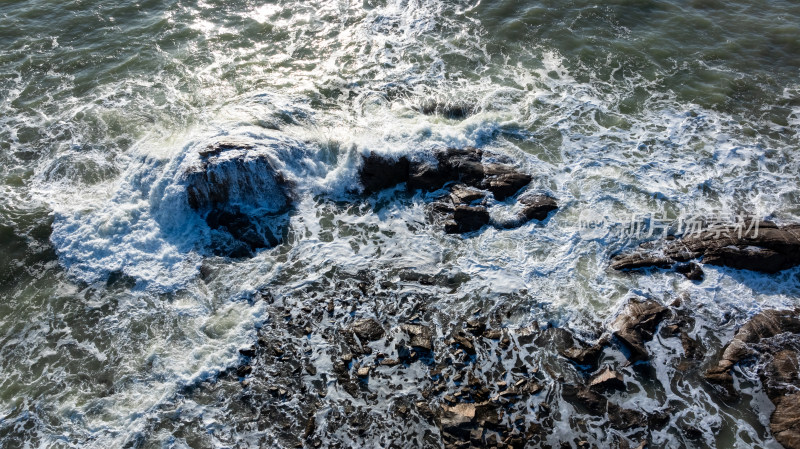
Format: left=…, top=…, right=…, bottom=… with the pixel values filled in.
left=1, top=0, right=799, bottom=447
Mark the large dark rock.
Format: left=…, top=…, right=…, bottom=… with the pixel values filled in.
left=360, top=152, right=410, bottom=194
left=445, top=205, right=490, bottom=234
left=518, top=193, right=558, bottom=221
left=611, top=298, right=669, bottom=361
left=364, top=147, right=531, bottom=200
left=611, top=222, right=800, bottom=274
left=183, top=140, right=292, bottom=257
left=349, top=318, right=385, bottom=342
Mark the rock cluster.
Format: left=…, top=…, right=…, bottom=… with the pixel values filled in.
left=704, top=309, right=800, bottom=449
left=183, top=140, right=293, bottom=257
left=360, top=148, right=558, bottom=234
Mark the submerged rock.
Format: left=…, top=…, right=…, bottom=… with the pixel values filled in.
left=611, top=222, right=800, bottom=274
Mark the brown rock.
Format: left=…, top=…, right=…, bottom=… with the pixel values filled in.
left=350, top=318, right=385, bottom=342
left=589, top=367, right=625, bottom=391
left=611, top=298, right=669, bottom=361
left=771, top=393, right=800, bottom=449
left=359, top=152, right=410, bottom=194
left=400, top=324, right=434, bottom=351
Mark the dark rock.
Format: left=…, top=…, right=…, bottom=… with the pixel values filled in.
left=401, top=324, right=434, bottom=351
left=183, top=140, right=292, bottom=257
left=239, top=346, right=257, bottom=357
left=360, top=152, right=410, bottom=194
left=349, top=318, right=385, bottom=342
left=611, top=298, right=669, bottom=361
left=610, top=254, right=674, bottom=271
left=612, top=222, right=800, bottom=274
left=481, top=164, right=532, bottom=200
left=562, top=384, right=607, bottom=415
left=589, top=367, right=625, bottom=391
left=607, top=403, right=647, bottom=431
left=675, top=262, right=704, bottom=281
left=450, top=184, right=486, bottom=205
left=407, top=161, right=447, bottom=191
left=518, top=193, right=558, bottom=221
left=446, top=206, right=489, bottom=234
left=560, top=337, right=608, bottom=370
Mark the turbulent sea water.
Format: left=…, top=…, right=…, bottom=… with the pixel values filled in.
left=1, top=0, right=800, bottom=448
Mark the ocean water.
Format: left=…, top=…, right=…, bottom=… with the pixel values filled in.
left=1, top=0, right=799, bottom=447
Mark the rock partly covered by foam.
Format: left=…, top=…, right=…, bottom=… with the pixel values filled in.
left=611, top=222, right=800, bottom=274
left=183, top=140, right=293, bottom=258
left=359, top=147, right=557, bottom=234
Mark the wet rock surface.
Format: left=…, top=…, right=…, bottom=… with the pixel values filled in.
left=704, top=309, right=800, bottom=449
left=183, top=140, right=293, bottom=257
left=611, top=222, right=800, bottom=274
left=359, top=147, right=557, bottom=234
left=152, top=267, right=800, bottom=449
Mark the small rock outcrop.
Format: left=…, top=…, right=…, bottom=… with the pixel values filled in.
left=611, top=222, right=800, bottom=274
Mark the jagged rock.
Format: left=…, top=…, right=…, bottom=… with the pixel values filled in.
left=675, top=262, right=704, bottom=281
left=450, top=184, right=485, bottom=205
left=612, top=222, right=800, bottom=274
left=562, top=384, right=607, bottom=415
left=360, top=152, right=410, bottom=194
left=349, top=318, right=385, bottom=342
left=607, top=403, right=650, bottom=431
left=560, top=336, right=608, bottom=370
left=356, top=366, right=371, bottom=378
left=589, top=367, right=625, bottom=391
left=706, top=309, right=800, bottom=392
left=764, top=350, right=800, bottom=400
left=439, top=401, right=501, bottom=437
left=771, top=393, right=800, bottom=449
left=518, top=193, right=558, bottom=221
left=445, top=205, right=489, bottom=234
left=481, top=164, right=532, bottom=200
left=611, top=298, right=668, bottom=361
left=401, top=324, right=434, bottom=351
left=184, top=140, right=292, bottom=257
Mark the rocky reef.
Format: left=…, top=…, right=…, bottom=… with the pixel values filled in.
left=360, top=148, right=558, bottom=234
